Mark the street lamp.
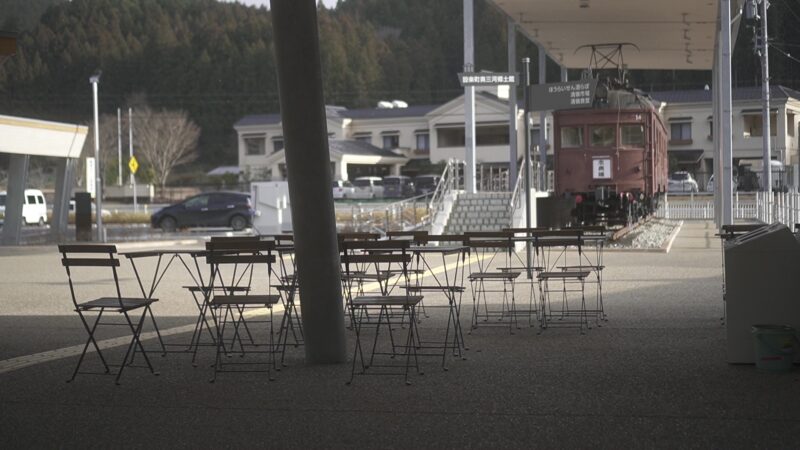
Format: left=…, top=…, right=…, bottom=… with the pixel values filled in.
left=90, top=70, right=105, bottom=242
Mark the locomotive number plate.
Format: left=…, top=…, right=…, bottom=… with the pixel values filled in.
left=593, top=158, right=612, bottom=179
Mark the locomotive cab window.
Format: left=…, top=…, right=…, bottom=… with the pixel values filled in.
left=560, top=126, right=583, bottom=148
left=589, top=125, right=615, bottom=147
left=621, top=125, right=644, bottom=147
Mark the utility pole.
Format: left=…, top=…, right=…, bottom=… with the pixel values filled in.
left=90, top=72, right=104, bottom=242
left=129, top=107, right=138, bottom=213
left=750, top=1, right=772, bottom=202
left=759, top=0, right=772, bottom=208
left=117, top=108, right=122, bottom=186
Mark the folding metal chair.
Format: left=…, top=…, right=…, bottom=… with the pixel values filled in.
left=341, top=239, right=423, bottom=385
left=263, top=234, right=304, bottom=365
left=59, top=244, right=160, bottom=384
left=205, top=240, right=281, bottom=382
left=465, top=231, right=521, bottom=333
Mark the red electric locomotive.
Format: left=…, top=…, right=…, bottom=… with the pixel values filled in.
left=553, top=87, right=668, bottom=225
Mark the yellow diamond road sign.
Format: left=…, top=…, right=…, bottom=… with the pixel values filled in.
left=128, top=156, right=139, bottom=174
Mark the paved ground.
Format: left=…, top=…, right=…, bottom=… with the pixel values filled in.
left=0, top=221, right=798, bottom=448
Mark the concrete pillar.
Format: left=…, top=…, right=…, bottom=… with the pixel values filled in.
left=391, top=164, right=402, bottom=176
left=538, top=44, right=548, bottom=191
left=713, top=49, right=721, bottom=227
left=507, top=18, right=518, bottom=191
left=720, top=0, right=734, bottom=225
left=464, top=0, right=476, bottom=193
left=271, top=0, right=346, bottom=364
left=51, top=157, right=76, bottom=242
left=1, top=155, right=30, bottom=246
left=561, top=66, right=568, bottom=82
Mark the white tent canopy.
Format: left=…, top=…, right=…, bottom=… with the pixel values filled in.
left=490, top=0, right=720, bottom=70
left=0, top=114, right=88, bottom=159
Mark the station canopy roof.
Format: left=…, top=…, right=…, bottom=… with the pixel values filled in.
left=0, top=114, right=87, bottom=159
left=490, top=0, right=739, bottom=71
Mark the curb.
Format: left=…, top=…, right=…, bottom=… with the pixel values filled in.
left=604, top=220, right=684, bottom=254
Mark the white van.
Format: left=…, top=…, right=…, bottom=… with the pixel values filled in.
left=0, top=189, right=48, bottom=226
left=352, top=176, right=384, bottom=199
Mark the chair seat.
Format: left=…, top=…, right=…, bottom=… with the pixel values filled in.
left=210, top=294, right=281, bottom=306
left=538, top=271, right=591, bottom=280
left=76, top=297, right=156, bottom=311
left=183, top=285, right=251, bottom=293
left=469, top=271, right=521, bottom=280
left=558, top=265, right=605, bottom=271
left=406, top=285, right=465, bottom=292
left=341, top=272, right=393, bottom=282
left=351, top=295, right=423, bottom=307
left=498, top=266, right=544, bottom=272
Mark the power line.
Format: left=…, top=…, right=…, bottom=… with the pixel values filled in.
left=770, top=43, right=800, bottom=65
left=777, top=0, right=800, bottom=24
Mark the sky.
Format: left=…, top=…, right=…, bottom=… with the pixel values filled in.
left=227, top=0, right=340, bottom=9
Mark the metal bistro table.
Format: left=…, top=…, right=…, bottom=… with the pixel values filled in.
left=120, top=249, right=216, bottom=360
left=525, top=235, right=607, bottom=332
left=406, top=244, right=469, bottom=370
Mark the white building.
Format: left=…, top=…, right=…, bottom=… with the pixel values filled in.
left=234, top=87, right=547, bottom=183
left=235, top=85, right=800, bottom=190
left=651, top=86, right=800, bottom=190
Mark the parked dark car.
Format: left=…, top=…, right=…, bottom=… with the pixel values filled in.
left=383, top=175, right=415, bottom=199
left=151, top=192, right=255, bottom=232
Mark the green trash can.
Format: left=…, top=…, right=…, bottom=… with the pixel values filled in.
left=751, top=325, right=798, bottom=372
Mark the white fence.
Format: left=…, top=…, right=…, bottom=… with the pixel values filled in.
left=656, top=191, right=800, bottom=228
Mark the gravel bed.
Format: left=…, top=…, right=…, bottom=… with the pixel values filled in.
left=608, top=218, right=681, bottom=249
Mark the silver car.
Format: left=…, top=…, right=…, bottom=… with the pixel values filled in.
left=668, top=171, right=699, bottom=193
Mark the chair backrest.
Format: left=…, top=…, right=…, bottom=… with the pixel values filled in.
left=464, top=231, right=514, bottom=272
left=338, top=232, right=380, bottom=243
left=420, top=234, right=467, bottom=246
left=339, top=240, right=413, bottom=298
left=58, top=244, right=122, bottom=308
left=386, top=230, right=428, bottom=245
left=205, top=240, right=276, bottom=292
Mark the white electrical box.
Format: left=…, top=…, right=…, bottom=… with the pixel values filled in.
left=724, top=223, right=800, bottom=363
left=250, top=181, right=292, bottom=235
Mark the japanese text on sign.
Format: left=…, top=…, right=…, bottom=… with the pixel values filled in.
left=458, top=72, right=518, bottom=86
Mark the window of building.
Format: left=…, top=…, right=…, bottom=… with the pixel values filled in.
left=415, top=133, right=430, bottom=150
left=437, top=128, right=465, bottom=147
left=670, top=122, right=692, bottom=142
left=272, top=138, right=284, bottom=153
left=621, top=125, right=644, bottom=147
left=476, top=125, right=509, bottom=146
left=589, top=125, right=615, bottom=147
left=708, top=118, right=714, bottom=140
left=788, top=113, right=795, bottom=137
left=743, top=113, right=777, bottom=137
left=244, top=134, right=266, bottom=156
left=382, top=134, right=400, bottom=149
left=560, top=126, right=583, bottom=148
left=354, top=133, right=372, bottom=144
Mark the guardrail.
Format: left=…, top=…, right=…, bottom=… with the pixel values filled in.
left=656, top=191, right=800, bottom=227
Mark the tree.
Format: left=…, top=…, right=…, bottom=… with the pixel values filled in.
left=134, top=107, right=200, bottom=191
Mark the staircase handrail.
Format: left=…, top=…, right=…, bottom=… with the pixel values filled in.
left=508, top=161, right=527, bottom=212
left=428, top=159, right=461, bottom=213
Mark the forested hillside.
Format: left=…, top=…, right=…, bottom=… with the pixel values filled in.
left=1, top=0, right=799, bottom=168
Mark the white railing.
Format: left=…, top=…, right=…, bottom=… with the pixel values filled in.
left=428, top=159, right=465, bottom=235
left=346, top=192, right=433, bottom=234
left=656, top=191, right=800, bottom=228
